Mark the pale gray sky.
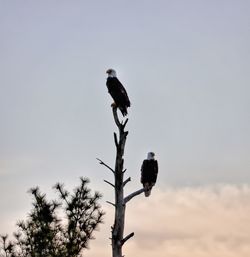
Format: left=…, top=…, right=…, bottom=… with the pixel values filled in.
left=0, top=0, right=250, bottom=255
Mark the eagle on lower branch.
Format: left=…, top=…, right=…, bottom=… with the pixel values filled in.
left=141, top=152, right=158, bottom=197
left=106, top=69, right=131, bottom=116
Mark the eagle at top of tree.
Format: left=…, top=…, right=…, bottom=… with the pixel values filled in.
left=106, top=69, right=131, bottom=116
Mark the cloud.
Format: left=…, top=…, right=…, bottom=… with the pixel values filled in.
left=86, top=184, right=250, bottom=257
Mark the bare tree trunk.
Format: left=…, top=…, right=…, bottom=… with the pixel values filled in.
left=98, top=107, right=145, bottom=257
left=112, top=107, right=128, bottom=257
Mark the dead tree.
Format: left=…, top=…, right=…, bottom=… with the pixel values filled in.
left=97, top=107, right=145, bottom=257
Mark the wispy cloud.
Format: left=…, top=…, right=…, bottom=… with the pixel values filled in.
left=86, top=184, right=250, bottom=257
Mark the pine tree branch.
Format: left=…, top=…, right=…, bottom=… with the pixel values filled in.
left=124, top=188, right=145, bottom=204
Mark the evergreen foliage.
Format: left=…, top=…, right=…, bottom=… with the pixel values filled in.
left=0, top=177, right=104, bottom=257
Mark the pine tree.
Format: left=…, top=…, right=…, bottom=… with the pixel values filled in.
left=0, top=177, right=104, bottom=257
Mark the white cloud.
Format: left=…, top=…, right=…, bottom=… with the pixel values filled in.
left=86, top=184, right=250, bottom=257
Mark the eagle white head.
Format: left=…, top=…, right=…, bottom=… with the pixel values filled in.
left=106, top=68, right=117, bottom=78
left=147, top=152, right=155, bottom=160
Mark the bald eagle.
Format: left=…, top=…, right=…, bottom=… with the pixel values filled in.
left=141, top=152, right=158, bottom=197
left=106, top=69, right=131, bottom=116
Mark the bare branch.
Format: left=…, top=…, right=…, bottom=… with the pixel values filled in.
left=104, top=180, right=115, bottom=188
left=122, top=118, right=128, bottom=129
left=106, top=201, right=116, bottom=207
left=124, top=188, right=145, bottom=204
left=123, top=177, right=131, bottom=187
left=96, top=158, right=115, bottom=174
left=121, top=232, right=134, bottom=245
left=114, top=132, right=118, bottom=148
left=122, top=169, right=127, bottom=174
left=112, top=106, right=121, bottom=128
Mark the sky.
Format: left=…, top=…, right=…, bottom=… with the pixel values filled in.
left=0, top=0, right=250, bottom=256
